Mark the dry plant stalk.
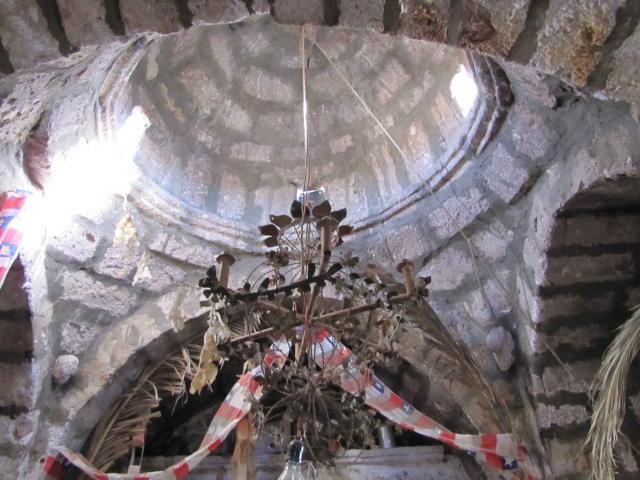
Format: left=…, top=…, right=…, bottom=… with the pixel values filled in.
left=190, top=328, right=221, bottom=395
left=586, top=305, right=640, bottom=480
left=406, top=301, right=512, bottom=432
left=86, top=340, right=200, bottom=471
left=230, top=416, right=257, bottom=480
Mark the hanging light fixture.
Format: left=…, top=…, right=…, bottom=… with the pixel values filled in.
left=276, top=438, right=317, bottom=480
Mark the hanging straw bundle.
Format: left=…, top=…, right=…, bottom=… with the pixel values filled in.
left=586, top=305, right=640, bottom=480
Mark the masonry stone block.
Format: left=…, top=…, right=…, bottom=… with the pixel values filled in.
left=539, top=291, right=617, bottom=320
left=483, top=143, right=531, bottom=204
left=379, top=224, right=429, bottom=264
left=533, top=324, right=610, bottom=355
left=468, top=276, right=512, bottom=327
left=605, top=24, right=640, bottom=115
left=48, top=224, right=100, bottom=264
left=627, top=285, right=640, bottom=310
left=221, top=100, right=253, bottom=133
left=13, top=411, right=36, bottom=442
left=270, top=0, right=325, bottom=25
left=0, top=266, right=28, bottom=311
left=59, top=321, right=98, bottom=355
left=399, top=0, right=449, bottom=43
left=94, top=244, right=142, bottom=281
left=189, top=0, right=249, bottom=25
left=428, top=188, right=489, bottom=239
left=57, top=0, right=115, bottom=46
left=473, top=0, right=529, bottom=56
left=338, top=0, right=385, bottom=32
left=244, top=66, right=296, bottom=104
left=528, top=373, right=545, bottom=397
left=0, top=362, right=32, bottom=407
left=60, top=270, right=138, bottom=317
left=536, top=403, right=588, bottom=430
left=471, top=221, right=512, bottom=262
left=163, top=235, right=217, bottom=269
left=552, top=213, right=640, bottom=247
left=616, top=441, right=640, bottom=474
left=547, top=438, right=588, bottom=476
left=179, top=64, right=222, bottom=111
left=0, top=0, right=60, bottom=70
left=132, top=252, right=186, bottom=293
left=0, top=456, right=20, bottom=480
left=541, top=360, right=599, bottom=396
left=509, top=103, right=556, bottom=160
left=532, top=0, right=622, bottom=86
left=544, top=252, right=635, bottom=287
left=329, top=135, right=354, bottom=155
left=120, top=0, right=181, bottom=34
left=630, top=391, right=640, bottom=423
left=421, top=247, right=473, bottom=291
left=218, top=174, right=248, bottom=221
left=230, top=142, right=274, bottom=163
left=374, top=59, right=411, bottom=104
left=0, top=319, right=32, bottom=353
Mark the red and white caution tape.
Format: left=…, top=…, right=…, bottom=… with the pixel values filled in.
left=0, top=190, right=29, bottom=290
left=41, top=329, right=540, bottom=479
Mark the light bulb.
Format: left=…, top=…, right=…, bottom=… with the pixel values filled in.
left=276, top=438, right=317, bottom=480
left=276, top=461, right=316, bottom=480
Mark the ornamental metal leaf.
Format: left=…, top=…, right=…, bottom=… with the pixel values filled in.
left=330, top=208, right=347, bottom=223
left=311, top=200, right=331, bottom=218
left=259, top=224, right=279, bottom=236
left=270, top=214, right=292, bottom=229
left=264, top=236, right=278, bottom=247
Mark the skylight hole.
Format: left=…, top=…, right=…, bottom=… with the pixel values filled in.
left=450, top=64, right=478, bottom=118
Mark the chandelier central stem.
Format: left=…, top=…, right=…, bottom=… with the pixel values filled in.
left=300, top=26, right=310, bottom=195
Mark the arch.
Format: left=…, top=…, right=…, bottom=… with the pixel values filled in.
left=0, top=258, right=35, bottom=475
left=522, top=159, right=640, bottom=478
left=58, top=303, right=505, bottom=478
left=1, top=1, right=638, bottom=110
left=61, top=314, right=208, bottom=452
left=1, top=3, right=640, bottom=480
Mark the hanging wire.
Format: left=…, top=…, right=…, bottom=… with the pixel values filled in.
left=299, top=25, right=311, bottom=362
left=300, top=26, right=311, bottom=196
left=310, top=36, right=579, bottom=388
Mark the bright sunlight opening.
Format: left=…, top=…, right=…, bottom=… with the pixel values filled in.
left=40, top=107, right=150, bottom=229
left=450, top=64, right=478, bottom=118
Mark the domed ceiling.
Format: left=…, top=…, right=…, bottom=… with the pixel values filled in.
left=119, top=16, right=477, bottom=244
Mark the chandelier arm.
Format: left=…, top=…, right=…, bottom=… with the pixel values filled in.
left=388, top=262, right=418, bottom=304
left=303, top=224, right=333, bottom=323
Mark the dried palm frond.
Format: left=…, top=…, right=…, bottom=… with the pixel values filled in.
left=405, top=301, right=512, bottom=432
left=86, top=338, right=201, bottom=472
left=190, top=328, right=221, bottom=395
left=586, top=305, right=640, bottom=480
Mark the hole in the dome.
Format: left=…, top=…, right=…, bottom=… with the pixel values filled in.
left=450, top=64, right=478, bottom=117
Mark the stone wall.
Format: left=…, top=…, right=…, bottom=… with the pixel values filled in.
left=0, top=5, right=640, bottom=479
left=523, top=179, right=640, bottom=479
left=347, top=64, right=640, bottom=477
left=0, top=261, right=35, bottom=476
left=2, top=1, right=640, bottom=113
